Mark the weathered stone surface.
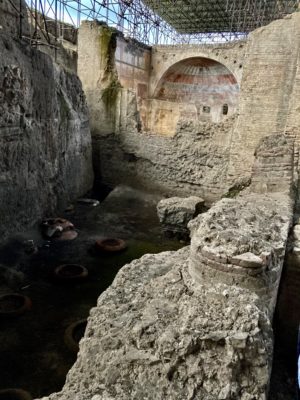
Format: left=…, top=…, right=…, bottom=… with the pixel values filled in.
left=77, top=11, right=300, bottom=203
left=157, top=196, right=205, bottom=235
left=230, top=252, right=264, bottom=269
left=95, top=114, right=236, bottom=202
left=38, top=248, right=272, bottom=400
left=248, top=134, right=294, bottom=195
left=0, top=0, right=30, bottom=38
left=0, top=31, right=93, bottom=239
left=293, top=224, right=300, bottom=241
left=25, top=10, right=78, bottom=73
left=77, top=21, right=240, bottom=202
left=189, top=193, right=293, bottom=313
left=227, top=12, right=300, bottom=184
left=292, top=245, right=300, bottom=255
left=36, top=147, right=294, bottom=400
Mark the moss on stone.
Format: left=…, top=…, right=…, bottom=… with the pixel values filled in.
left=98, top=25, right=117, bottom=76
left=101, top=79, right=121, bottom=110
left=98, top=25, right=121, bottom=112
left=223, top=178, right=251, bottom=198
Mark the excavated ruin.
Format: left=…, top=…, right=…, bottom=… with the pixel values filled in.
left=1, top=0, right=300, bottom=399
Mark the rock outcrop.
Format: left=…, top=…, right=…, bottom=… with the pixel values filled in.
left=0, top=0, right=94, bottom=239
left=38, top=248, right=273, bottom=400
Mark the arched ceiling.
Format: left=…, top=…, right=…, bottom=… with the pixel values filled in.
left=155, top=57, right=239, bottom=103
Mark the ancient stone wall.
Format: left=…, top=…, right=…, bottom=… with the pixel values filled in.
left=115, top=37, right=151, bottom=94
left=99, top=112, right=236, bottom=201
left=78, top=22, right=242, bottom=201
left=115, top=36, right=151, bottom=133
left=36, top=41, right=78, bottom=73
left=0, top=0, right=77, bottom=75
left=78, top=21, right=121, bottom=137
left=249, top=134, right=294, bottom=195
left=227, top=12, right=300, bottom=184
left=0, top=0, right=94, bottom=239
left=149, top=41, right=246, bottom=95
left=38, top=134, right=295, bottom=400
left=189, top=134, right=294, bottom=313
left=148, top=57, right=239, bottom=135
left=25, top=9, right=78, bottom=73
left=147, top=42, right=244, bottom=136
left=77, top=12, right=300, bottom=202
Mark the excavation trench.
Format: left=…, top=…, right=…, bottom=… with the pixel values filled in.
left=0, top=185, right=183, bottom=398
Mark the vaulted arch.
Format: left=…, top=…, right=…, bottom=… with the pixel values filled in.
left=153, top=57, right=239, bottom=123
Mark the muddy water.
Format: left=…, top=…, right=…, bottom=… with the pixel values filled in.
left=0, top=186, right=183, bottom=398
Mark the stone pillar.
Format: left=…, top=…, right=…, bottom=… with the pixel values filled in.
left=78, top=21, right=120, bottom=137
left=189, top=134, right=294, bottom=314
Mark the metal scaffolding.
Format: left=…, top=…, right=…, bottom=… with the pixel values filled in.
left=24, top=0, right=300, bottom=46
left=143, top=0, right=299, bottom=34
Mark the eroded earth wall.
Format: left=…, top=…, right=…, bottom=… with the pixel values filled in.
left=0, top=0, right=94, bottom=238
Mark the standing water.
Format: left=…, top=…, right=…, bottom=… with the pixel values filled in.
left=269, top=251, right=300, bottom=399
left=0, top=185, right=183, bottom=398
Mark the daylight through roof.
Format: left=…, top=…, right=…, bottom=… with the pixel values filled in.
left=24, top=0, right=300, bottom=45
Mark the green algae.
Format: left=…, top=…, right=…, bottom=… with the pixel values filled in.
left=98, top=25, right=121, bottom=112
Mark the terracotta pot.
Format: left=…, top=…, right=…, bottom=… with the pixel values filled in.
left=95, top=238, right=127, bottom=253
left=56, top=230, right=78, bottom=241
left=0, top=389, right=32, bottom=400
left=64, top=319, right=87, bottom=353
left=0, top=294, right=32, bottom=317
left=41, top=218, right=76, bottom=240
left=42, top=218, right=74, bottom=230
left=54, top=264, right=88, bottom=281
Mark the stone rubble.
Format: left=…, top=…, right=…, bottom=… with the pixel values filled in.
left=188, top=193, right=293, bottom=314
left=38, top=248, right=273, bottom=400
left=157, top=196, right=205, bottom=239
left=37, top=133, right=294, bottom=400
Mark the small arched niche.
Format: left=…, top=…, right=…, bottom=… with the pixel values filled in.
left=223, top=103, right=229, bottom=115
left=149, top=57, right=239, bottom=134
